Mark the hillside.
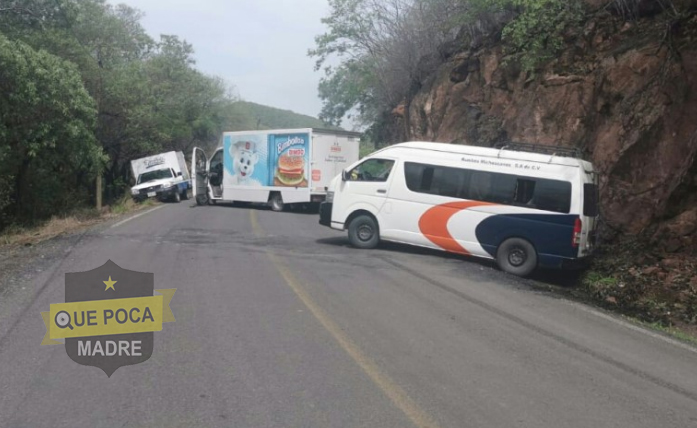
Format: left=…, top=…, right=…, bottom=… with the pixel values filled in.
left=226, top=101, right=333, bottom=132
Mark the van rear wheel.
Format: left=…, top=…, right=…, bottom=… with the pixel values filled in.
left=496, top=238, right=537, bottom=277
left=348, top=215, right=379, bottom=249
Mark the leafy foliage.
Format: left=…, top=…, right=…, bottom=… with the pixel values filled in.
left=0, top=0, right=329, bottom=230
left=0, top=33, right=103, bottom=226
left=310, top=0, right=469, bottom=127
left=497, top=0, right=584, bottom=74
left=309, top=0, right=587, bottom=133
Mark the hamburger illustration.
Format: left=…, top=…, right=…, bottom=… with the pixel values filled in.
left=276, top=154, right=305, bottom=186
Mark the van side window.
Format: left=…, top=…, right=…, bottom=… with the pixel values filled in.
left=514, top=179, right=536, bottom=204
left=405, top=163, right=469, bottom=197
left=404, top=161, right=572, bottom=214
left=533, top=180, right=572, bottom=213
left=583, top=183, right=599, bottom=217
left=348, top=159, right=394, bottom=182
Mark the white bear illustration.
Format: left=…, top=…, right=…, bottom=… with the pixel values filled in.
left=228, top=140, right=262, bottom=186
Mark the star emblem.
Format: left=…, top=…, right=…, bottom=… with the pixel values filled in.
left=103, top=276, right=117, bottom=291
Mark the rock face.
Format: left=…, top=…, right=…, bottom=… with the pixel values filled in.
left=391, top=6, right=697, bottom=252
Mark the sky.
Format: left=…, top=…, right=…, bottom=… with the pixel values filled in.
left=119, top=0, right=332, bottom=119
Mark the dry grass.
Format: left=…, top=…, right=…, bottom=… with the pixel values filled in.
left=1, top=215, right=98, bottom=247
left=0, top=197, right=160, bottom=248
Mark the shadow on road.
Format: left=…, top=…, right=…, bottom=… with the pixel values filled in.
left=195, top=201, right=320, bottom=215
left=315, top=236, right=583, bottom=290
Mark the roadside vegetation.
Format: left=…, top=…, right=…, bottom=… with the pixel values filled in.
left=0, top=0, right=334, bottom=235
left=0, top=194, right=159, bottom=249
left=582, top=236, right=697, bottom=330
left=309, top=0, right=578, bottom=130
left=310, top=0, right=686, bottom=136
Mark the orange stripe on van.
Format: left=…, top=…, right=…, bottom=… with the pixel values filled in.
left=418, top=201, right=496, bottom=255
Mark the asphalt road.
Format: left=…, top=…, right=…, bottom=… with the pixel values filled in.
left=0, top=201, right=696, bottom=428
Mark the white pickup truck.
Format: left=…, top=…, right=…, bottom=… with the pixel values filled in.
left=130, top=151, right=191, bottom=202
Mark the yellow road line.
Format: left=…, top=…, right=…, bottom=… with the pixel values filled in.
left=249, top=210, right=440, bottom=428
left=249, top=207, right=264, bottom=237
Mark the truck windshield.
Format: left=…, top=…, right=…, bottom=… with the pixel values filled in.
left=137, top=168, right=173, bottom=184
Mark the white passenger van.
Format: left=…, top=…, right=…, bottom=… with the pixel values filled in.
left=319, top=142, right=599, bottom=276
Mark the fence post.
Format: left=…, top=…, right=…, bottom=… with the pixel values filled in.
left=96, top=174, right=102, bottom=211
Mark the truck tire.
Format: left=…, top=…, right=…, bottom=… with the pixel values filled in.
left=348, top=215, right=379, bottom=249
left=496, top=238, right=537, bottom=277
left=269, top=193, right=284, bottom=212
left=173, top=191, right=181, bottom=203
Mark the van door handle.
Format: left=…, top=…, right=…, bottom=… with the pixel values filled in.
left=377, top=189, right=387, bottom=194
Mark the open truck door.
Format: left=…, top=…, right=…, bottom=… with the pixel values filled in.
left=192, top=147, right=209, bottom=206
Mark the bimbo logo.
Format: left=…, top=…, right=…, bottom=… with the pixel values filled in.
left=277, top=137, right=305, bottom=154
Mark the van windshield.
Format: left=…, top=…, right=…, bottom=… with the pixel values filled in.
left=137, top=168, right=173, bottom=184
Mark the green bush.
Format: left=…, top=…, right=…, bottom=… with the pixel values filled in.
left=498, top=0, right=585, bottom=73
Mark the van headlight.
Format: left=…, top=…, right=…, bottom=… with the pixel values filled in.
left=326, top=191, right=334, bottom=203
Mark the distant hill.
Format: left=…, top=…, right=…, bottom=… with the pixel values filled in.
left=225, top=101, right=335, bottom=131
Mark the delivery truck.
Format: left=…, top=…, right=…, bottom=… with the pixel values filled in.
left=130, top=151, right=191, bottom=203
left=191, top=128, right=361, bottom=211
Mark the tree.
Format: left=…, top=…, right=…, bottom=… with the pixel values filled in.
left=0, top=0, right=268, bottom=229
left=310, top=0, right=585, bottom=132
left=310, top=0, right=494, bottom=128
left=0, top=34, right=103, bottom=226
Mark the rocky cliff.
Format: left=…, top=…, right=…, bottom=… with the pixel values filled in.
left=391, top=2, right=697, bottom=257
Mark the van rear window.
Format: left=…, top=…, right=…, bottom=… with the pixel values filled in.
left=404, top=162, right=572, bottom=214
left=583, top=183, right=599, bottom=217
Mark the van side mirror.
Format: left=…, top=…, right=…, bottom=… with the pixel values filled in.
left=341, top=170, right=348, bottom=182
left=177, top=171, right=182, bottom=176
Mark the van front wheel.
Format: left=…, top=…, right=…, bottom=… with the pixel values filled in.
left=348, top=215, right=379, bottom=249
left=496, top=238, right=537, bottom=277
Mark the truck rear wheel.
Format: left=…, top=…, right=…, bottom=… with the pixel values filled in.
left=348, top=215, right=379, bottom=249
left=496, top=238, right=537, bottom=277
left=269, top=193, right=284, bottom=212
